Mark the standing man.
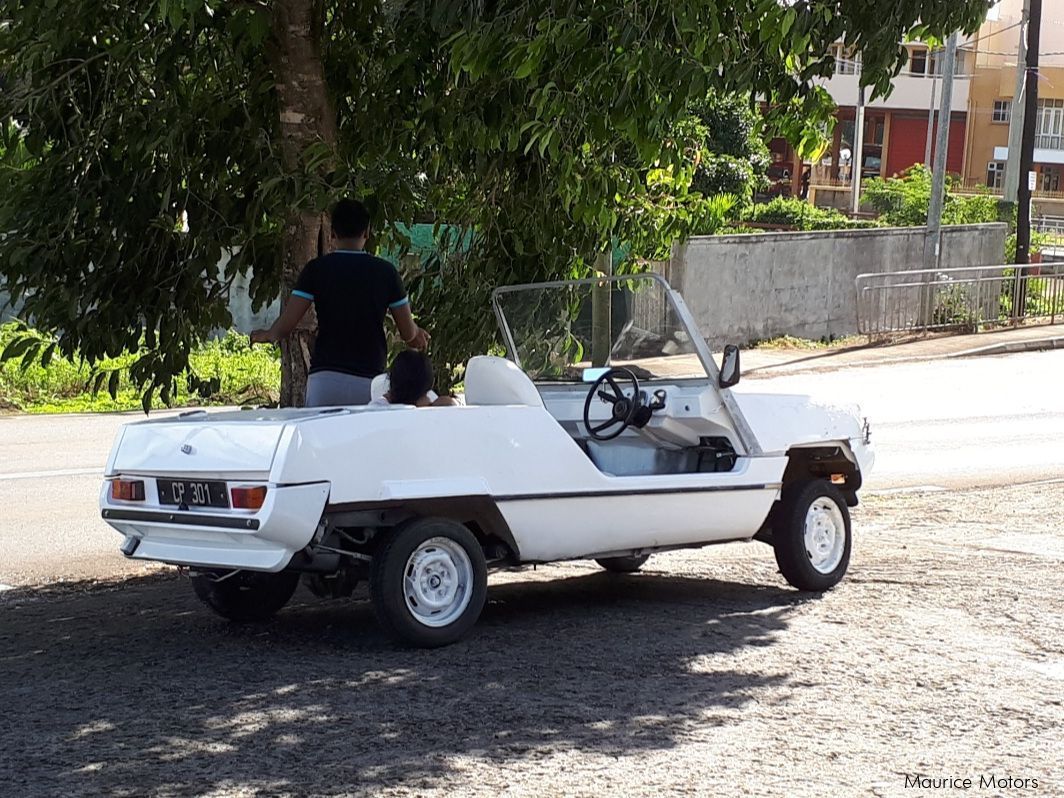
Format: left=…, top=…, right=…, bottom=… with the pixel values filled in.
left=251, top=198, right=430, bottom=406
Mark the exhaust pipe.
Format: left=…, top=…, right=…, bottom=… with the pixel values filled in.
left=287, top=548, right=343, bottom=573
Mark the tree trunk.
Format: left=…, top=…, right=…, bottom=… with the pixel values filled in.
left=270, top=0, right=338, bottom=406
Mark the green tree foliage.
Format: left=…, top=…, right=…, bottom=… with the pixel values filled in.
left=689, top=94, right=770, bottom=210
left=1, top=0, right=993, bottom=405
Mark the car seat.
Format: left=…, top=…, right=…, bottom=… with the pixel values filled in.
left=370, top=373, right=390, bottom=403
left=369, top=372, right=452, bottom=406
left=464, top=356, right=544, bottom=407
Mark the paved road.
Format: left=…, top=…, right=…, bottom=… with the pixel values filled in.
left=741, top=349, right=1064, bottom=491
left=1, top=350, right=1062, bottom=586
left=0, top=409, right=188, bottom=586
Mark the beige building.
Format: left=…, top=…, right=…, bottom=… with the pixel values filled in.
left=767, top=1, right=1064, bottom=214
left=962, top=0, right=1064, bottom=211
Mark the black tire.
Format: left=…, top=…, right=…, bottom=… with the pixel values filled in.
left=191, top=569, right=301, bottom=622
left=370, top=518, right=488, bottom=647
left=595, top=554, right=650, bottom=573
left=772, top=480, right=852, bottom=591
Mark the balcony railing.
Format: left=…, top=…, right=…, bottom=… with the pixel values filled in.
left=954, top=178, right=1064, bottom=200
left=1035, top=134, right=1064, bottom=151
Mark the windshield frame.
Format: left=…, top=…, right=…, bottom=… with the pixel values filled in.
left=491, top=272, right=722, bottom=386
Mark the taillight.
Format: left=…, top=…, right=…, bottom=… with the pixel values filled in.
left=231, top=486, right=268, bottom=510
left=110, top=479, right=145, bottom=501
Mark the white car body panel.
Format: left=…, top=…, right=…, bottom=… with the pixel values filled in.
left=734, top=391, right=875, bottom=474
left=100, top=479, right=329, bottom=571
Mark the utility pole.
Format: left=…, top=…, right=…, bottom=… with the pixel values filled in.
left=852, top=78, right=866, bottom=214
left=924, top=66, right=938, bottom=166
left=924, top=31, right=959, bottom=273
left=590, top=250, right=613, bottom=367
left=1004, top=0, right=1032, bottom=202
left=1016, top=0, right=1042, bottom=266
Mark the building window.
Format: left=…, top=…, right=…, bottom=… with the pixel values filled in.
left=954, top=50, right=967, bottom=76
left=987, top=161, right=1005, bottom=189
left=834, top=44, right=860, bottom=75
left=1036, top=99, right=1064, bottom=150
left=908, top=47, right=965, bottom=77
left=1041, top=166, right=1061, bottom=193
left=992, top=100, right=1011, bottom=123
left=909, top=48, right=928, bottom=76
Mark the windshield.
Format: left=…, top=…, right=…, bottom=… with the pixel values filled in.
left=493, top=274, right=711, bottom=383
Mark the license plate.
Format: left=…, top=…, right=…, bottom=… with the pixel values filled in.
left=157, top=479, right=229, bottom=508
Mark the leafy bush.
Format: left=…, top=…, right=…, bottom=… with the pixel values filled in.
left=998, top=271, right=1064, bottom=319
left=931, top=274, right=979, bottom=332
left=0, top=325, right=279, bottom=413
left=741, top=197, right=879, bottom=231
left=688, top=93, right=771, bottom=214
left=863, top=164, right=1000, bottom=227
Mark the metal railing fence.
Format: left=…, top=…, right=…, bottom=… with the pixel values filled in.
left=856, top=265, right=1064, bottom=337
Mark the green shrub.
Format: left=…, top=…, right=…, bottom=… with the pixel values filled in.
left=863, top=164, right=1000, bottom=227
left=0, top=325, right=280, bottom=413
left=741, top=196, right=879, bottom=231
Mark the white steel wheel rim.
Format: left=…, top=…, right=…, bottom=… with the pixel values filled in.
left=804, top=498, right=847, bottom=574
left=403, top=537, right=474, bottom=628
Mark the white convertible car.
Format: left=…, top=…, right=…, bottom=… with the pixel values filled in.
left=100, top=275, right=873, bottom=646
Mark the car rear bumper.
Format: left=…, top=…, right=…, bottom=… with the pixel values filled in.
left=100, top=481, right=330, bottom=572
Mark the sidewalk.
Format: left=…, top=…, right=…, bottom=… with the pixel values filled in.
left=741, top=324, right=1064, bottom=378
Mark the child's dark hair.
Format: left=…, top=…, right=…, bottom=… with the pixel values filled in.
left=389, top=350, right=434, bottom=405
left=331, top=198, right=371, bottom=239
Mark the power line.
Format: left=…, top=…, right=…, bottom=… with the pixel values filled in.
left=974, top=19, right=1024, bottom=40
left=975, top=48, right=1064, bottom=56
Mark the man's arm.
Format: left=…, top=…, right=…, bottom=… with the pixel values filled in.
left=250, top=296, right=312, bottom=344
left=389, top=303, right=430, bottom=350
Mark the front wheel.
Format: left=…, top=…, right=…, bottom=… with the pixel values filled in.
left=595, top=555, right=650, bottom=573
left=370, top=518, right=487, bottom=647
left=191, top=569, right=301, bottom=622
left=772, top=480, right=852, bottom=591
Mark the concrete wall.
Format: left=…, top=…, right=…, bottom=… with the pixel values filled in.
left=670, top=223, right=1007, bottom=346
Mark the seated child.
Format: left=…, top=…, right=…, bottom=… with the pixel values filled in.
left=372, top=350, right=460, bottom=407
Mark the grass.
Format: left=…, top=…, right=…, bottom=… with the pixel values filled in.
left=0, top=325, right=280, bottom=414
left=749, top=334, right=865, bottom=351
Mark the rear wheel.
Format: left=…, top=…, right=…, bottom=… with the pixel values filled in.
left=191, top=569, right=300, bottom=622
left=772, top=480, right=851, bottom=591
left=370, top=518, right=487, bottom=647
left=595, top=555, right=650, bottom=573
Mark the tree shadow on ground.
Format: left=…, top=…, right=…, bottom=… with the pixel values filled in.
left=1, top=568, right=815, bottom=796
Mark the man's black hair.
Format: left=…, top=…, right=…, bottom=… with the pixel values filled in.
left=331, top=198, right=371, bottom=239
left=389, top=350, right=434, bottom=405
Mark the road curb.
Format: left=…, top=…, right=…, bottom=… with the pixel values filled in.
left=745, top=335, right=1064, bottom=377
left=948, top=336, right=1064, bottom=359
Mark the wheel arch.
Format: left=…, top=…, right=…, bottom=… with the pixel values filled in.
left=754, top=443, right=862, bottom=545
left=782, top=442, right=863, bottom=505
left=323, top=496, right=521, bottom=565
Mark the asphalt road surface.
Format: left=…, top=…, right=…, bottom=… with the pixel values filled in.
left=1, top=350, right=1063, bottom=587
left=740, top=349, right=1064, bottom=491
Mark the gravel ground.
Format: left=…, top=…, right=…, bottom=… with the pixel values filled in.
left=1, top=483, right=1061, bottom=797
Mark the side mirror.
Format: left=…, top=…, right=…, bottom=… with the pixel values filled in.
left=719, top=345, right=741, bottom=389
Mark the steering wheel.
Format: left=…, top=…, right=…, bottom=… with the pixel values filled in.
left=583, top=368, right=641, bottom=441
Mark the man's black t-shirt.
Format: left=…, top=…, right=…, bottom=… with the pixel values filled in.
left=293, top=250, right=407, bottom=378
